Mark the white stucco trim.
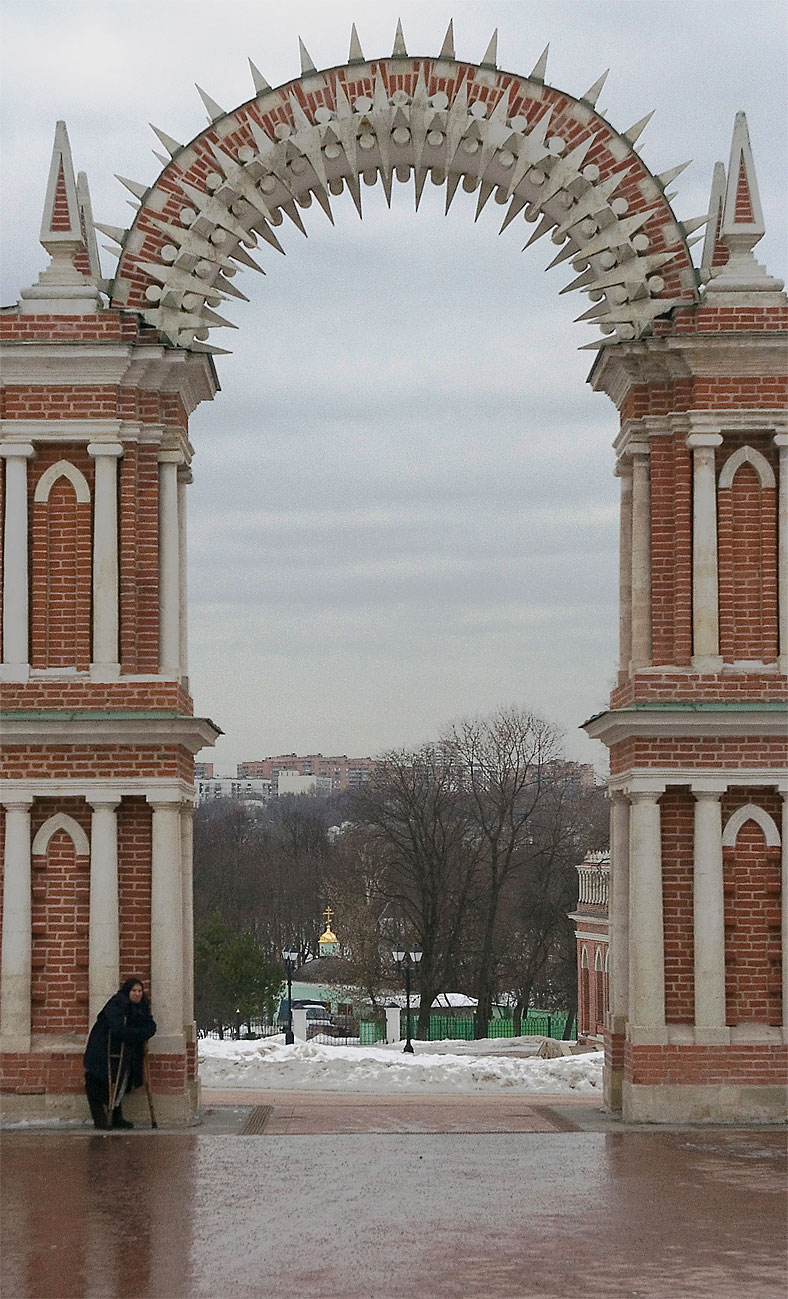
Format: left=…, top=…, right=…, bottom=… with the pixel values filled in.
left=33, top=460, right=91, bottom=504
left=32, top=812, right=90, bottom=857
left=722, top=802, right=781, bottom=848
left=718, top=444, right=776, bottom=490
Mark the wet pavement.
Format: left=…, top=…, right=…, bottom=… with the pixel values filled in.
left=2, top=1099, right=786, bottom=1298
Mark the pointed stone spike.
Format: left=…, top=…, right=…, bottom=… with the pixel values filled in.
left=544, top=239, right=581, bottom=269
left=298, top=38, right=317, bottom=75
left=581, top=70, right=608, bottom=107
left=657, top=160, right=691, bottom=189
left=312, top=187, right=334, bottom=224
left=721, top=110, right=765, bottom=238
left=480, top=29, right=498, bottom=68
left=701, top=161, right=727, bottom=273
left=150, top=124, right=182, bottom=156
left=94, top=221, right=127, bottom=246
left=116, top=175, right=149, bottom=201
left=529, top=45, right=549, bottom=82
left=499, top=195, right=527, bottom=234
left=681, top=214, right=710, bottom=236
left=439, top=19, right=455, bottom=60
left=444, top=173, right=462, bottom=214
left=524, top=213, right=556, bottom=248
left=474, top=182, right=495, bottom=222
left=76, top=170, right=102, bottom=280
left=280, top=200, right=308, bottom=235
left=623, top=111, right=654, bottom=145
left=154, top=150, right=171, bottom=167
left=413, top=167, right=428, bottom=211
left=248, top=59, right=271, bottom=95
left=229, top=243, right=266, bottom=273
left=213, top=273, right=249, bottom=301
left=196, top=85, right=225, bottom=123
left=189, top=341, right=233, bottom=355
left=392, top=18, right=407, bottom=57
left=255, top=222, right=285, bottom=255
left=348, top=23, right=364, bottom=63
left=575, top=300, right=611, bottom=321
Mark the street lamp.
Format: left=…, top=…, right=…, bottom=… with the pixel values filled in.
left=392, top=948, right=422, bottom=1053
left=282, top=947, right=299, bottom=1046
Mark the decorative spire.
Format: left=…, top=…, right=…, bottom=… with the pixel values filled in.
left=706, top=111, right=784, bottom=296
left=392, top=18, right=407, bottom=57
left=348, top=23, right=364, bottom=63
left=438, top=19, right=455, bottom=60
left=75, top=171, right=102, bottom=281
left=20, top=121, right=102, bottom=314
left=700, top=161, right=727, bottom=277
left=298, top=37, right=317, bottom=75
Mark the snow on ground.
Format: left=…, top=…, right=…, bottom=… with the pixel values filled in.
left=199, top=1035, right=603, bottom=1095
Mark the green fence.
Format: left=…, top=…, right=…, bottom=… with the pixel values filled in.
left=396, top=1010, right=576, bottom=1042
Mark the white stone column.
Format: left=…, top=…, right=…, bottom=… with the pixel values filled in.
left=616, top=462, right=633, bottom=672
left=158, top=452, right=182, bottom=677
left=180, top=804, right=194, bottom=1033
left=692, top=788, right=727, bottom=1040
left=0, top=444, right=35, bottom=675
left=781, top=792, right=788, bottom=1033
left=0, top=795, right=34, bottom=1048
left=87, top=796, right=120, bottom=1024
left=177, top=467, right=191, bottom=689
left=775, top=433, right=788, bottom=671
left=688, top=432, right=724, bottom=670
left=630, top=444, right=652, bottom=668
left=628, top=790, right=666, bottom=1040
left=609, top=792, right=630, bottom=1030
left=88, top=443, right=122, bottom=678
left=149, top=798, right=185, bottom=1045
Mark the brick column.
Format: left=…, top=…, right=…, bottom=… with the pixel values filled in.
left=158, top=452, right=182, bottom=677
left=616, top=462, right=633, bottom=671
left=776, top=433, right=788, bottom=669
left=628, top=790, right=666, bottom=1039
left=0, top=795, right=34, bottom=1049
left=148, top=797, right=185, bottom=1045
left=692, top=787, right=727, bottom=1040
left=0, top=444, right=35, bottom=675
left=87, top=796, right=121, bottom=1024
left=630, top=444, right=652, bottom=668
left=609, top=792, right=630, bottom=1029
left=688, top=432, right=724, bottom=670
left=88, top=443, right=122, bottom=678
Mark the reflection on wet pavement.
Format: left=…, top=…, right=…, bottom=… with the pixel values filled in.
left=1, top=1127, right=785, bottom=1298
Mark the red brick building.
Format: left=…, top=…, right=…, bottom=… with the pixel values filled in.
left=0, top=39, right=784, bottom=1123
left=571, top=851, right=610, bottom=1039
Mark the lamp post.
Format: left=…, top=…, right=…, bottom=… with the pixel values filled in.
left=282, top=947, right=299, bottom=1046
left=392, top=948, right=422, bottom=1053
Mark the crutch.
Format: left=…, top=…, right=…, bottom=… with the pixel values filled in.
left=143, top=1041, right=158, bottom=1129
left=107, top=1040, right=125, bottom=1118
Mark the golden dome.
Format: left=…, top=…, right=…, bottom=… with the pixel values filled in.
left=319, top=926, right=338, bottom=944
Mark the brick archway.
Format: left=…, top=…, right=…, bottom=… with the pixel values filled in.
left=0, top=27, right=786, bottom=1124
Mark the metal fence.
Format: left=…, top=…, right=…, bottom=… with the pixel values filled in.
left=199, top=1010, right=576, bottom=1045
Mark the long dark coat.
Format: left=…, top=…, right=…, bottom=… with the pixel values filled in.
left=83, top=978, right=157, bottom=1098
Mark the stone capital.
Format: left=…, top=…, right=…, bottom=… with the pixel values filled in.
left=686, top=432, right=723, bottom=450
left=158, top=449, right=185, bottom=465
left=1, top=796, right=35, bottom=811
left=87, top=796, right=122, bottom=812
left=87, top=442, right=123, bottom=459
left=0, top=444, right=35, bottom=459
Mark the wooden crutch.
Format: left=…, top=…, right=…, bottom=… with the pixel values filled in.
left=143, top=1041, right=158, bottom=1128
left=107, top=1040, right=125, bottom=1117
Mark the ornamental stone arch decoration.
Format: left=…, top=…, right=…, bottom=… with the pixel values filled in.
left=106, top=28, right=703, bottom=350
left=0, top=21, right=786, bottom=1126
left=32, top=812, right=90, bottom=857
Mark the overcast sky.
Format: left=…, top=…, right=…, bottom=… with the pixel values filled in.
left=2, top=1, right=786, bottom=774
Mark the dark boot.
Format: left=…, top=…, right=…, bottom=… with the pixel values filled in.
left=111, top=1105, right=134, bottom=1129
left=88, top=1098, right=109, bottom=1130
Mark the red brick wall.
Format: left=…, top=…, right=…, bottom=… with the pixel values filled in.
left=660, top=790, right=695, bottom=1024
left=649, top=434, right=692, bottom=667
left=30, top=799, right=91, bottom=1034
left=610, top=736, right=787, bottom=776
left=117, top=797, right=152, bottom=986
left=0, top=745, right=196, bottom=782
left=626, top=1041, right=787, bottom=1086
left=722, top=789, right=782, bottom=1026
left=718, top=461, right=778, bottom=663
left=29, top=450, right=93, bottom=670
left=119, top=442, right=160, bottom=673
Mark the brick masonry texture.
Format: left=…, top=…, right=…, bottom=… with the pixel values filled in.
left=0, top=745, right=196, bottom=782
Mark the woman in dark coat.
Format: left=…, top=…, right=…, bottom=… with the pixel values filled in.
left=84, top=977, right=156, bottom=1129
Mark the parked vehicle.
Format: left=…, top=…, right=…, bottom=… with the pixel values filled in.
left=275, top=999, right=333, bottom=1037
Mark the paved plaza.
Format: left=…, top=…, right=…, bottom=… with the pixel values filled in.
left=2, top=1094, right=786, bottom=1299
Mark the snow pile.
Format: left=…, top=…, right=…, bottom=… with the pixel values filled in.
left=199, top=1037, right=603, bottom=1095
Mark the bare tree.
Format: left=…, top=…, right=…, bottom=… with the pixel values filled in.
left=444, top=707, right=564, bottom=1037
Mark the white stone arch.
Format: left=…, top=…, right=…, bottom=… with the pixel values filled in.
left=580, top=946, right=590, bottom=968
left=722, top=802, right=781, bottom=849
left=718, top=444, right=776, bottom=490
left=594, top=947, right=604, bottom=970
left=108, top=31, right=699, bottom=352
left=33, top=460, right=91, bottom=504
left=604, top=946, right=610, bottom=972
left=32, top=812, right=90, bottom=857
